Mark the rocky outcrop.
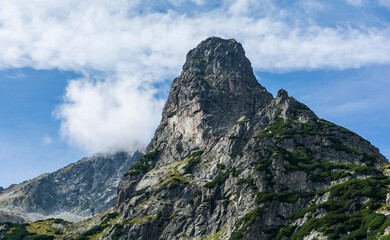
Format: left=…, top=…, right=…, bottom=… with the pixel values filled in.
left=86, top=37, right=390, bottom=240
left=0, top=151, right=142, bottom=223
left=0, top=212, right=24, bottom=224
left=87, top=37, right=390, bottom=240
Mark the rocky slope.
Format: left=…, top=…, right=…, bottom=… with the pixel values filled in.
left=0, top=151, right=142, bottom=223
left=3, top=37, right=389, bottom=240
left=88, top=37, right=390, bottom=240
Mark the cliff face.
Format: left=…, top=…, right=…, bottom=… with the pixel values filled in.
left=0, top=151, right=142, bottom=222
left=92, top=37, right=390, bottom=240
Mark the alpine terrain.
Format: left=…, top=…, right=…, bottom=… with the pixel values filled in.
left=1, top=37, right=389, bottom=240
left=0, top=151, right=142, bottom=223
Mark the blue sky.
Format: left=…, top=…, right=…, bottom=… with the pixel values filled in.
left=0, top=0, right=389, bottom=188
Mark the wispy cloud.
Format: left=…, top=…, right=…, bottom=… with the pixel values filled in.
left=1, top=0, right=389, bottom=153
left=3, top=71, right=25, bottom=79
left=378, top=0, right=390, bottom=10
left=345, top=0, right=363, bottom=6
left=346, top=0, right=390, bottom=10
left=42, top=135, right=53, bottom=145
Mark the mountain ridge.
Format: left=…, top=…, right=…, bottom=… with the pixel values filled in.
left=0, top=151, right=142, bottom=223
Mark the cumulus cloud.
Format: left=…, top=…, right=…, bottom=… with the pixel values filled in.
left=55, top=75, right=164, bottom=153
left=1, top=0, right=390, bottom=153
left=1, top=0, right=389, bottom=72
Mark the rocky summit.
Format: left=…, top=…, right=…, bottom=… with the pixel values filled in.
left=2, top=37, right=389, bottom=240
left=98, top=37, right=389, bottom=240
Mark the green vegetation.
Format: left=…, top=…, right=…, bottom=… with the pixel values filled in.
left=256, top=157, right=272, bottom=171
left=222, top=200, right=232, bottom=208
left=327, top=137, right=378, bottom=166
left=168, top=180, right=180, bottom=189
left=101, top=212, right=120, bottom=225
left=235, top=119, right=249, bottom=125
left=204, top=168, right=237, bottom=188
left=228, top=135, right=239, bottom=140
left=292, top=103, right=310, bottom=116
left=236, top=178, right=257, bottom=190
left=0, top=222, right=57, bottom=240
left=254, top=116, right=326, bottom=141
left=278, top=145, right=381, bottom=182
left=229, top=232, right=243, bottom=240
left=230, top=207, right=263, bottom=239
left=255, top=191, right=314, bottom=204
left=252, top=147, right=268, bottom=153
left=183, top=150, right=204, bottom=173
left=158, top=175, right=189, bottom=190
left=275, top=226, right=296, bottom=240
left=0, top=224, right=33, bottom=240
left=167, top=104, right=178, bottom=118
left=125, top=150, right=159, bottom=176
left=237, top=178, right=253, bottom=185
left=256, top=117, right=287, bottom=139
left=183, top=158, right=200, bottom=173
left=282, top=176, right=390, bottom=240
left=189, top=150, right=204, bottom=158
left=217, top=163, right=226, bottom=170
left=193, top=58, right=206, bottom=63
left=254, top=116, right=361, bottom=147
left=25, top=235, right=54, bottom=240
left=188, top=190, right=202, bottom=205
left=75, top=225, right=107, bottom=239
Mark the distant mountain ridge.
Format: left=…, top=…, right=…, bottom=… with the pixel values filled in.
left=0, top=151, right=142, bottom=222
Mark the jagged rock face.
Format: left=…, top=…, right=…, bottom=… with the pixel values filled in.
left=151, top=37, right=273, bottom=164
left=106, top=37, right=389, bottom=240
left=0, top=151, right=142, bottom=222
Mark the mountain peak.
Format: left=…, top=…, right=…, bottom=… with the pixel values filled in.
left=182, top=37, right=261, bottom=91
left=147, top=37, right=273, bottom=161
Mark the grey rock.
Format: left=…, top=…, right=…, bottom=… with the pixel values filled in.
left=97, top=37, right=388, bottom=240
left=0, top=151, right=142, bottom=222
left=0, top=212, right=24, bottom=224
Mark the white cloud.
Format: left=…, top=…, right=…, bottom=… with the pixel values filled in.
left=3, top=71, right=25, bottom=79
left=378, top=0, right=390, bottom=10
left=347, top=0, right=390, bottom=10
left=301, top=0, right=325, bottom=12
left=42, top=136, right=53, bottom=145
left=1, top=0, right=390, bottom=153
left=55, top=75, right=164, bottom=153
left=168, top=0, right=204, bottom=6
left=346, top=0, right=363, bottom=6
left=1, top=1, right=389, bottom=72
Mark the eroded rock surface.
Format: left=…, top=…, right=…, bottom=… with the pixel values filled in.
left=96, top=37, right=390, bottom=240
left=0, top=151, right=142, bottom=222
